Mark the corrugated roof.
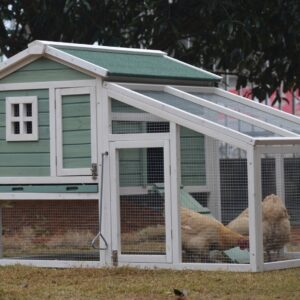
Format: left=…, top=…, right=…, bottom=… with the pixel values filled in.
left=52, top=46, right=220, bottom=81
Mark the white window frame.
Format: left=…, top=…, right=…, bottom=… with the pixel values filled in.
left=6, top=96, right=38, bottom=141
left=55, top=87, right=97, bottom=176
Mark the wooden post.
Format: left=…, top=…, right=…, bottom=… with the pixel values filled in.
left=170, top=122, right=181, bottom=263
left=248, top=146, right=264, bottom=272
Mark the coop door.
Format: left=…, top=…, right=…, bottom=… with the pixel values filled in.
left=55, top=87, right=97, bottom=176
left=110, top=140, right=172, bottom=263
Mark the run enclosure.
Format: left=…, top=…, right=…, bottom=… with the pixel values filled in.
left=2, top=82, right=300, bottom=272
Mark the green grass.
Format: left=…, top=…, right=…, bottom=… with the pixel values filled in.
left=0, top=266, right=300, bottom=299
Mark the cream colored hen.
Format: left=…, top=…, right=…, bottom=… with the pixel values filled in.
left=227, top=194, right=291, bottom=261
left=181, top=207, right=249, bottom=262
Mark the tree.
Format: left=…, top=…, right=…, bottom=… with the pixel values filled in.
left=1, top=0, right=300, bottom=103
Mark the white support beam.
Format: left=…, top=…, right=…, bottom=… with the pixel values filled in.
left=248, top=147, right=264, bottom=272
left=175, top=86, right=300, bottom=126
left=98, top=79, right=113, bottom=265
left=105, top=82, right=255, bottom=150
left=205, top=137, right=221, bottom=220
left=170, top=123, right=182, bottom=264
left=167, top=86, right=298, bottom=138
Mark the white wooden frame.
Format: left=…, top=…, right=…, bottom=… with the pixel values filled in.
left=118, top=83, right=298, bottom=138
left=55, top=86, right=97, bottom=176
left=109, top=139, right=172, bottom=264
left=5, top=96, right=38, bottom=141
left=0, top=193, right=98, bottom=200
left=249, top=143, right=300, bottom=271
left=174, top=85, right=300, bottom=128
left=105, top=83, right=255, bottom=150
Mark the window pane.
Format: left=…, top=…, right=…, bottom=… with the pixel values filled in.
left=25, top=121, right=33, bottom=134
left=13, top=104, right=19, bottom=117
left=13, top=122, right=20, bottom=134
left=25, top=103, right=32, bottom=117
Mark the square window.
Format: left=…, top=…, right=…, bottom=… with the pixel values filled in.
left=6, top=96, right=38, bottom=141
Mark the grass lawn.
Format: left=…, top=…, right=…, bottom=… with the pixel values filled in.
left=0, top=265, right=299, bottom=299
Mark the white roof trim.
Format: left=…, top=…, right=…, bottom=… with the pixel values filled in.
left=29, top=40, right=167, bottom=56
left=0, top=45, right=45, bottom=75
left=0, top=43, right=108, bottom=79
left=45, top=46, right=108, bottom=77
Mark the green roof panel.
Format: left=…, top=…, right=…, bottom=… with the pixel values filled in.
left=53, top=47, right=220, bottom=81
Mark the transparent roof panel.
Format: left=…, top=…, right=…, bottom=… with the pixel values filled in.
left=138, top=91, right=281, bottom=138
left=189, top=91, right=300, bottom=135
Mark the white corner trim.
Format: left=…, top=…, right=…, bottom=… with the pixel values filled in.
left=0, top=49, right=41, bottom=79
left=28, top=43, right=46, bottom=55
left=45, top=46, right=108, bottom=77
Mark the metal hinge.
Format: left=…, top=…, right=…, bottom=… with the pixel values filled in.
left=91, top=163, right=98, bottom=180
left=112, top=250, right=118, bottom=267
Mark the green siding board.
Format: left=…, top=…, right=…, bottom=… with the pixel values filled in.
left=62, top=104, right=90, bottom=117
left=0, top=89, right=49, bottom=99
left=0, top=184, right=98, bottom=193
left=0, top=153, right=49, bottom=167
left=0, top=167, right=49, bottom=177
left=0, top=140, right=49, bottom=153
left=61, top=93, right=91, bottom=168
left=62, top=117, right=90, bottom=131
left=0, top=58, right=92, bottom=84
left=19, top=58, right=71, bottom=71
left=119, top=148, right=146, bottom=187
left=111, top=99, right=144, bottom=113
left=62, top=144, right=91, bottom=158
left=180, top=127, right=206, bottom=186
left=120, top=161, right=142, bottom=174
left=62, top=130, right=91, bottom=144
left=63, top=158, right=91, bottom=168
left=56, top=47, right=218, bottom=81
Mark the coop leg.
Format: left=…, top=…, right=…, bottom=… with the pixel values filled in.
left=0, top=207, right=2, bottom=258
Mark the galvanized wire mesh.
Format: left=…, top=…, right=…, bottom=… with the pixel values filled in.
left=119, top=147, right=166, bottom=255
left=0, top=200, right=99, bottom=261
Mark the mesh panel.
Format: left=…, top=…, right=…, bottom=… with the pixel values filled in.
left=259, top=152, right=300, bottom=262
left=119, top=147, right=166, bottom=255
left=180, top=133, right=249, bottom=264
left=0, top=200, right=99, bottom=261
left=111, top=98, right=169, bottom=134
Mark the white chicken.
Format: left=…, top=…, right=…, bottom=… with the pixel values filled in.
left=227, top=194, right=291, bottom=261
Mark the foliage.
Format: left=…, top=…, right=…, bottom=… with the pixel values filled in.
left=1, top=0, right=300, bottom=102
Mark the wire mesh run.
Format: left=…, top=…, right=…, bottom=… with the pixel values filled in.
left=259, top=152, right=300, bottom=262
left=118, top=147, right=166, bottom=255
left=180, top=134, right=250, bottom=264
left=111, top=98, right=170, bottom=134
left=0, top=200, right=100, bottom=261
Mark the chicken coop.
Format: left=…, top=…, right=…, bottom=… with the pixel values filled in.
left=0, top=41, right=300, bottom=272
